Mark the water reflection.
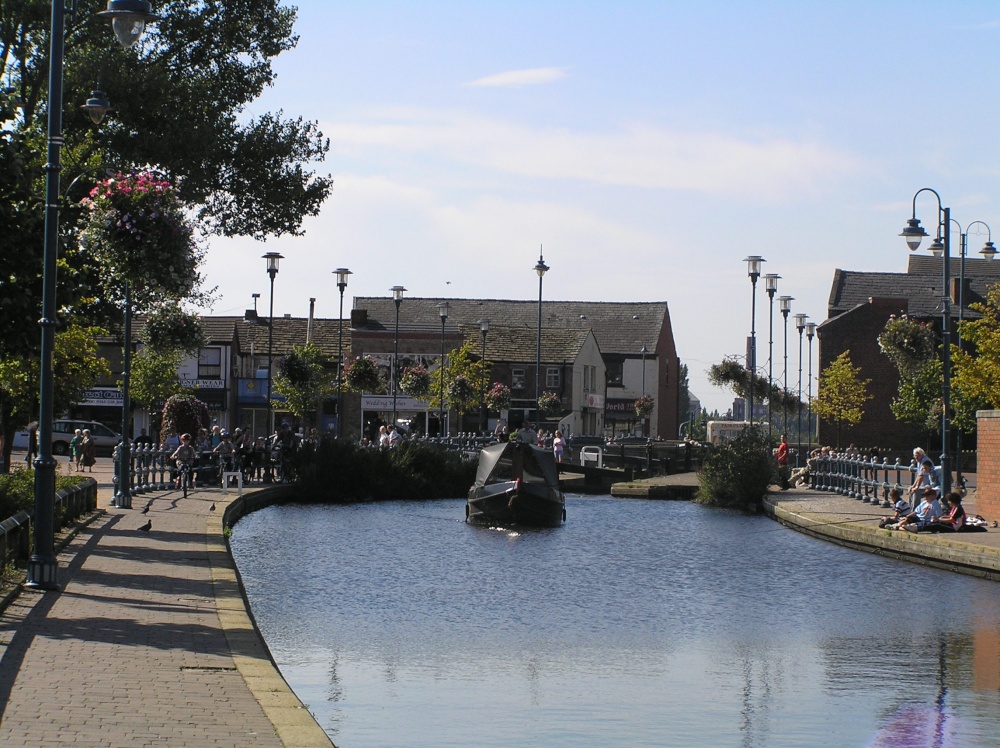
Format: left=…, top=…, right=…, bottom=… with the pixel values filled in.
left=230, top=496, right=1000, bottom=748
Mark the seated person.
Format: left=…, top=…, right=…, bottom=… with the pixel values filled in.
left=921, top=491, right=966, bottom=533
left=898, top=487, right=942, bottom=532
left=879, top=488, right=911, bottom=528
left=171, top=433, right=197, bottom=488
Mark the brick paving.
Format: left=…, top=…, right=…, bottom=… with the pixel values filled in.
left=0, top=456, right=331, bottom=747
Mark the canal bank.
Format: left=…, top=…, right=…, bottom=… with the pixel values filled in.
left=612, top=473, right=1000, bottom=581
left=0, top=455, right=333, bottom=748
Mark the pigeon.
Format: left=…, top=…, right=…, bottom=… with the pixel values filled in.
left=141, top=504, right=150, bottom=515
left=209, top=502, right=216, bottom=512
left=138, top=520, right=152, bottom=532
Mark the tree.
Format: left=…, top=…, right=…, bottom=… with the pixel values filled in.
left=678, top=362, right=691, bottom=426
left=433, top=340, right=487, bottom=416
left=130, top=348, right=187, bottom=439
left=952, top=285, right=1000, bottom=430
left=271, top=343, right=335, bottom=428
left=811, top=350, right=873, bottom=447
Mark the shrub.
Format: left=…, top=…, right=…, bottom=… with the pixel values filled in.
left=161, top=394, right=210, bottom=438
left=0, top=469, right=89, bottom=523
left=696, top=426, right=775, bottom=511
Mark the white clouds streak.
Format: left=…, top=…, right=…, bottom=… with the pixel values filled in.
left=465, top=67, right=569, bottom=88
left=328, top=109, right=861, bottom=200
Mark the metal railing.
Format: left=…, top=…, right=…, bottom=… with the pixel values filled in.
left=807, top=451, right=929, bottom=507
left=0, top=479, right=97, bottom=571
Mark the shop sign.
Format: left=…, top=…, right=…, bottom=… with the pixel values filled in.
left=80, top=388, right=124, bottom=407
left=361, top=395, right=430, bottom=411
left=585, top=393, right=605, bottom=409
left=605, top=398, right=636, bottom=414
left=181, top=378, right=225, bottom=389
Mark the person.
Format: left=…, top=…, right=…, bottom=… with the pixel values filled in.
left=25, top=423, right=38, bottom=468
left=211, top=424, right=222, bottom=448
left=493, top=420, right=507, bottom=441
left=552, top=430, right=566, bottom=463
left=912, top=447, right=934, bottom=470
left=378, top=425, right=390, bottom=448
left=171, top=433, right=197, bottom=488
left=214, top=430, right=236, bottom=474
left=878, top=488, right=911, bottom=528
left=776, top=434, right=790, bottom=490
left=388, top=425, right=401, bottom=448
left=921, top=492, right=966, bottom=533
left=898, top=487, right=942, bottom=532
left=80, top=429, right=97, bottom=472
left=134, top=427, right=155, bottom=448
left=908, top=460, right=937, bottom=503
left=195, top=428, right=211, bottom=453
left=163, top=431, right=181, bottom=451
left=69, top=428, right=83, bottom=472
left=517, top=422, right=536, bottom=444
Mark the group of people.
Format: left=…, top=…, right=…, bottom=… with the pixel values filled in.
left=879, top=447, right=968, bottom=533
left=68, top=428, right=98, bottom=472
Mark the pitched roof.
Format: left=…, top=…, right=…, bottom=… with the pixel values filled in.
left=353, top=297, right=668, bottom=356
left=235, top=316, right=352, bottom=358
left=457, top=324, right=598, bottom=364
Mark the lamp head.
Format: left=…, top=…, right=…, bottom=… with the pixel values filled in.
left=805, top=322, right=817, bottom=340
left=81, top=90, right=113, bottom=124
left=980, top=241, right=998, bottom=261
left=640, top=344, right=649, bottom=355
left=779, top=295, right=793, bottom=315
left=391, top=285, right=406, bottom=303
left=479, top=318, right=490, bottom=334
left=262, top=252, right=283, bottom=279
left=333, top=267, right=352, bottom=290
left=794, top=313, right=808, bottom=332
left=436, top=301, right=450, bottom=320
left=744, top=255, right=764, bottom=281
left=764, top=273, right=780, bottom=295
left=928, top=235, right=945, bottom=257
left=97, top=0, right=161, bottom=48
left=534, top=255, right=549, bottom=278
left=900, top=217, right=928, bottom=251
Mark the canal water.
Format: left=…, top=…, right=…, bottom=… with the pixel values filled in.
left=229, top=496, right=1000, bottom=747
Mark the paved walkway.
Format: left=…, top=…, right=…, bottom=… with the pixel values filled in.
left=0, top=455, right=332, bottom=747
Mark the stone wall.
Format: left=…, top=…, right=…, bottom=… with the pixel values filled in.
left=976, top=410, right=1000, bottom=520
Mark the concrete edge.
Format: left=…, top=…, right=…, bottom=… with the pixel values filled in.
left=763, top=495, right=1000, bottom=582
left=205, top=485, right=335, bottom=748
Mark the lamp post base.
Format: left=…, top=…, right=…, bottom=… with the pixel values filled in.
left=25, top=555, right=59, bottom=591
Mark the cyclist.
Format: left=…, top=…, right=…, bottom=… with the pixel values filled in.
left=171, top=433, right=197, bottom=489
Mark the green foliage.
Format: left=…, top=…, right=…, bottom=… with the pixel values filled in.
left=447, top=375, right=478, bottom=414
left=878, top=314, right=937, bottom=378
left=889, top=359, right=942, bottom=435
left=635, top=394, right=654, bottom=418
left=696, top=426, right=775, bottom=510
left=399, top=366, right=432, bottom=399
left=130, top=348, right=186, bottom=410
left=709, top=357, right=802, bottom=413
left=295, top=439, right=477, bottom=502
left=811, top=350, right=873, bottom=445
left=0, top=468, right=88, bottom=523
left=952, top=284, right=1000, bottom=419
left=485, top=382, right=511, bottom=412
left=141, top=303, right=205, bottom=354
left=344, top=355, right=384, bottom=394
left=272, top=343, right=334, bottom=425
left=435, top=340, right=487, bottom=414
left=161, top=394, right=210, bottom=437
left=537, top=391, right=562, bottom=417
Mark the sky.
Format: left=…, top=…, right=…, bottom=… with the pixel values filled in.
left=201, top=1, right=1000, bottom=415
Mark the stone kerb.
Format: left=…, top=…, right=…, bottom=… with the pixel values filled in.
left=977, top=410, right=1000, bottom=520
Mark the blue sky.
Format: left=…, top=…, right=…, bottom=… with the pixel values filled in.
left=203, top=1, right=1000, bottom=414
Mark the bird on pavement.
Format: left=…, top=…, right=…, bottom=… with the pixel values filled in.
left=209, top=502, right=216, bottom=512
left=141, top=504, right=150, bottom=515
left=138, top=520, right=152, bottom=532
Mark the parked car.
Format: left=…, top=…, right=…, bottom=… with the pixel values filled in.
left=14, top=420, right=121, bottom=457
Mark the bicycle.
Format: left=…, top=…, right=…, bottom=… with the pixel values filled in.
left=177, top=461, right=192, bottom=498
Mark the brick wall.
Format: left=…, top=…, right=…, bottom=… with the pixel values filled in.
left=817, top=297, right=926, bottom=451
left=976, top=410, right=1000, bottom=520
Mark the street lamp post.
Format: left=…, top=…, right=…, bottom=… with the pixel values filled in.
left=794, top=313, right=808, bottom=468
left=899, top=188, right=953, bottom=495
left=779, top=295, right=793, bottom=438
left=534, top=250, right=549, bottom=424
left=805, top=322, right=817, bottom=460
left=436, top=302, right=449, bottom=436
left=28, top=0, right=160, bottom=590
left=390, top=286, right=406, bottom=429
left=743, top=256, right=765, bottom=426
left=263, top=252, right=283, bottom=440
left=115, top=281, right=134, bottom=509
left=764, top=273, right=780, bottom=440
left=640, top=344, right=649, bottom=436
left=334, top=268, right=352, bottom=439
left=479, top=318, right=490, bottom=433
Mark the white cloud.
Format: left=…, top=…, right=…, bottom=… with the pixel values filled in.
left=327, top=109, right=863, bottom=200
left=465, top=67, right=569, bottom=88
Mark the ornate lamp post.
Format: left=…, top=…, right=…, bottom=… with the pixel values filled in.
left=263, top=252, right=283, bottom=438
left=479, top=318, right=490, bottom=433
left=805, top=321, right=817, bottom=460
left=333, top=268, right=352, bottom=438
left=779, top=295, right=793, bottom=438
left=764, top=272, right=780, bottom=439
left=436, top=302, right=449, bottom=436
left=390, top=285, right=406, bottom=429
left=28, top=0, right=160, bottom=590
left=743, top=256, right=765, bottom=426
left=900, top=188, right=954, bottom=494
left=794, top=313, right=807, bottom=467
left=534, top=250, right=549, bottom=424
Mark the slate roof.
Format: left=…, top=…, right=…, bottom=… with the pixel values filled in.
left=353, top=297, right=669, bottom=356
left=828, top=255, right=1000, bottom=320
left=456, top=323, right=598, bottom=365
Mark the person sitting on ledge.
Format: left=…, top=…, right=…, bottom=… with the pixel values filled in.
left=917, top=491, right=966, bottom=533
left=879, top=488, right=911, bottom=528
left=896, top=487, right=942, bottom=532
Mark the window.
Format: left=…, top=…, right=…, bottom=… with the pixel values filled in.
left=606, top=359, right=623, bottom=386
left=198, top=347, right=222, bottom=379
left=546, top=367, right=560, bottom=389
left=512, top=368, right=526, bottom=390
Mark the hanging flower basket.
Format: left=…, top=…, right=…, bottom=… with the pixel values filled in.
left=485, top=382, right=511, bottom=412
left=141, top=302, right=205, bottom=354
left=634, top=394, right=654, bottom=418
left=345, top=355, right=384, bottom=393
left=537, top=391, right=562, bottom=417
left=446, top=375, right=477, bottom=412
left=400, top=365, right=432, bottom=399
left=878, top=314, right=937, bottom=377
left=80, top=172, right=203, bottom=302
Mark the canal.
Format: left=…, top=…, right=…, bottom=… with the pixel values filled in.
left=229, top=495, right=1000, bottom=747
